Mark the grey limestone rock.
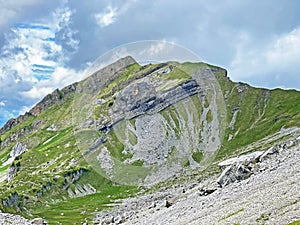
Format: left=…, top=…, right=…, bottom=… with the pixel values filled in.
left=10, top=142, right=28, bottom=157
left=217, top=163, right=253, bottom=187
left=31, top=217, right=48, bottom=225
left=218, top=151, right=264, bottom=171
left=6, top=164, right=18, bottom=182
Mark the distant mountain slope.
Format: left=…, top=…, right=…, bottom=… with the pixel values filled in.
left=0, top=56, right=299, bottom=224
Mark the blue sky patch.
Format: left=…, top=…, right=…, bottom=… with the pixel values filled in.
left=43, top=37, right=56, bottom=42
left=31, top=64, right=55, bottom=80
left=14, top=23, right=51, bottom=30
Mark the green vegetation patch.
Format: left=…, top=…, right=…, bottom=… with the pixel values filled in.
left=288, top=219, right=300, bottom=225
left=192, top=151, right=203, bottom=163
left=31, top=184, right=138, bottom=225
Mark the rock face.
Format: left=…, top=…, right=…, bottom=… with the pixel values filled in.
left=1, top=126, right=33, bottom=148
left=0, top=113, right=31, bottom=135
left=0, top=56, right=136, bottom=143
left=67, top=184, right=96, bottom=198
left=2, top=193, right=19, bottom=209
left=111, top=78, right=202, bottom=123
left=10, top=142, right=28, bottom=157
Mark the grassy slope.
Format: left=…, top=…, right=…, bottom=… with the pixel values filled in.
left=212, top=68, right=300, bottom=159
left=0, top=70, right=141, bottom=224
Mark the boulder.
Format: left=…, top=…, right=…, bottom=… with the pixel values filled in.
left=260, top=146, right=279, bottom=161
left=218, top=151, right=264, bottom=171
left=198, top=188, right=217, bottom=196
left=217, top=163, right=252, bottom=187
left=31, top=217, right=48, bottom=224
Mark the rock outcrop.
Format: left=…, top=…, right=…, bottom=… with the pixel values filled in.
left=6, top=164, right=19, bottom=182
left=10, top=142, right=28, bottom=158
left=2, top=193, right=19, bottom=209
left=67, top=183, right=96, bottom=198
left=111, top=78, right=202, bottom=123
left=217, top=151, right=264, bottom=171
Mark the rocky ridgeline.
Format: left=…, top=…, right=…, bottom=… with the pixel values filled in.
left=0, top=85, right=75, bottom=135
left=0, top=56, right=136, bottom=138
left=94, top=134, right=300, bottom=225
left=78, top=56, right=136, bottom=95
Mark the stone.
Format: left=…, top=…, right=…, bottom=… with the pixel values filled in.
left=31, top=217, right=47, bottom=225
left=148, top=201, right=156, bottom=209
left=217, top=163, right=253, bottom=187
left=218, top=151, right=264, bottom=171
left=260, top=146, right=279, bottom=161
left=198, top=188, right=217, bottom=196
left=165, top=199, right=172, bottom=208
left=114, top=215, right=125, bottom=224
left=100, top=215, right=114, bottom=224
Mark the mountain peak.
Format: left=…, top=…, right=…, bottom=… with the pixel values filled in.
left=0, top=58, right=299, bottom=224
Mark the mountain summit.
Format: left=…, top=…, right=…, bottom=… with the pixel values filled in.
left=0, top=57, right=299, bottom=224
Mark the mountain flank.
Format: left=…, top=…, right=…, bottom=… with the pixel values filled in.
left=0, top=56, right=299, bottom=224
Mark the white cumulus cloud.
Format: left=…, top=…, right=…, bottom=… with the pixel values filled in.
left=229, top=27, right=300, bottom=89
left=94, top=0, right=136, bottom=28
left=95, top=6, right=117, bottom=27
left=20, top=86, right=54, bottom=100
left=0, top=4, right=81, bottom=126
left=0, top=0, right=40, bottom=29
left=265, top=28, right=300, bottom=70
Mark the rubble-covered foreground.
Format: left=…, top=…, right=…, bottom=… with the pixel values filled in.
left=96, top=136, right=300, bottom=225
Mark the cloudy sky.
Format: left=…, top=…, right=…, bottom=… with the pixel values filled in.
left=0, top=0, right=300, bottom=127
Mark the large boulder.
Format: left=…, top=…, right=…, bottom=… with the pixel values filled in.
left=218, top=151, right=264, bottom=171
left=217, top=163, right=252, bottom=187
